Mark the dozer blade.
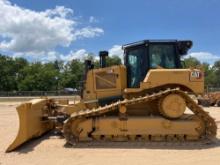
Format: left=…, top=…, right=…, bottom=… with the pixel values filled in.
left=6, top=99, right=53, bottom=152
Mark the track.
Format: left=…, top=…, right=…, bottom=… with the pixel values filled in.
left=63, top=89, right=217, bottom=145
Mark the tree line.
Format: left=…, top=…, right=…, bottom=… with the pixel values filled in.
left=0, top=54, right=220, bottom=91
left=184, top=57, right=220, bottom=87
left=0, top=54, right=121, bottom=91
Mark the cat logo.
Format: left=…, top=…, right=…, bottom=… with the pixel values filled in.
left=191, top=71, right=202, bottom=79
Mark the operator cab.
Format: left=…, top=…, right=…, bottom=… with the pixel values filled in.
left=123, top=40, right=192, bottom=88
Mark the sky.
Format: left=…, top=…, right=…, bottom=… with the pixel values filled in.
left=0, top=0, right=220, bottom=64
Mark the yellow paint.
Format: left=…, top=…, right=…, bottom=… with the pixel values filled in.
left=6, top=99, right=53, bottom=152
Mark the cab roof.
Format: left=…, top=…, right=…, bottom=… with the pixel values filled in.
left=122, top=39, right=193, bottom=56
left=122, top=39, right=185, bottom=49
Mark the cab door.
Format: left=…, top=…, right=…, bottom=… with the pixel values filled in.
left=125, top=45, right=148, bottom=88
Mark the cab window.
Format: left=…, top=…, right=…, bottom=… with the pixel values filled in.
left=126, top=47, right=145, bottom=88
left=149, top=44, right=176, bottom=69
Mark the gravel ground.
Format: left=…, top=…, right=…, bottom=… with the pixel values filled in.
left=0, top=103, right=220, bottom=165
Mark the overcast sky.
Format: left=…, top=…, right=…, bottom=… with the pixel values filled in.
left=0, top=0, right=220, bottom=64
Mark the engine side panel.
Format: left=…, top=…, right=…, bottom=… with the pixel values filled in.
left=142, top=69, right=204, bottom=94
left=83, top=65, right=127, bottom=101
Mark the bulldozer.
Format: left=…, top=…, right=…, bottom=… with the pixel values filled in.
left=6, top=39, right=217, bottom=152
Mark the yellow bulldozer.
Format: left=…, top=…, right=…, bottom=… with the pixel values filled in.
left=6, top=40, right=217, bottom=152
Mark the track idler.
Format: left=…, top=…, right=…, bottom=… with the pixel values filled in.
left=159, top=93, right=186, bottom=119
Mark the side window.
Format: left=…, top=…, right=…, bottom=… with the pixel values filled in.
left=149, top=44, right=176, bottom=69
left=128, top=54, right=139, bottom=87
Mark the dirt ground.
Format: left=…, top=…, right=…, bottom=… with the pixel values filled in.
left=0, top=102, right=220, bottom=165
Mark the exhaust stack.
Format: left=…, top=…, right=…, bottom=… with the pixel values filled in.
left=99, top=51, right=108, bottom=68
left=85, top=60, right=93, bottom=74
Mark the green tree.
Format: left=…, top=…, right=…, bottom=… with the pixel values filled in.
left=213, top=60, right=220, bottom=86
left=18, top=62, right=59, bottom=91
left=0, top=55, right=28, bottom=91
left=59, top=60, right=84, bottom=89
left=183, top=57, right=201, bottom=68
left=94, top=55, right=122, bottom=68
left=202, top=63, right=216, bottom=87
left=106, top=55, right=122, bottom=66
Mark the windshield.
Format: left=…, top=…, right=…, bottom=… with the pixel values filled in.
left=149, top=44, right=176, bottom=68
